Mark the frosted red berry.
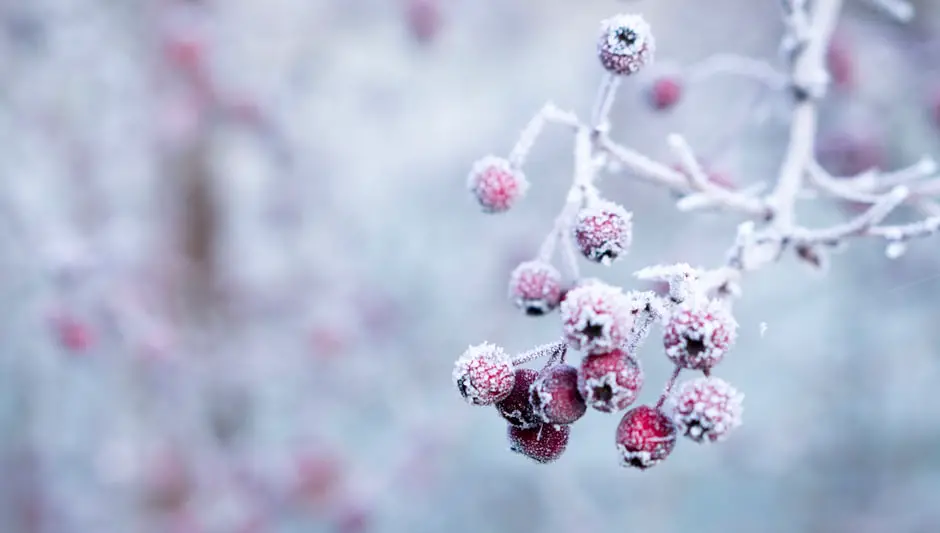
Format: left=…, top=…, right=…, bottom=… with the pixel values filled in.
left=467, top=156, right=528, bottom=213
left=669, top=376, right=744, bottom=443
left=579, top=349, right=643, bottom=413
left=508, top=423, right=570, bottom=464
left=597, top=14, right=655, bottom=76
left=648, top=76, right=682, bottom=110
left=508, top=260, right=563, bottom=316
left=572, top=199, right=633, bottom=264
left=453, top=342, right=515, bottom=406
left=616, top=405, right=677, bottom=469
left=663, top=299, right=737, bottom=371
left=529, top=364, right=586, bottom=425
left=560, top=282, right=633, bottom=354
left=496, top=368, right=541, bottom=429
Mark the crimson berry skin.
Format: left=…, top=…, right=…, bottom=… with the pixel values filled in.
left=648, top=76, right=682, bottom=111
left=467, top=156, right=528, bottom=213
left=663, top=299, right=737, bottom=371
left=560, top=281, right=633, bottom=355
left=452, top=342, right=515, bottom=406
left=616, top=405, right=677, bottom=470
left=579, top=350, right=643, bottom=413
left=529, top=364, right=587, bottom=425
left=669, top=377, right=744, bottom=443
left=496, top=368, right=542, bottom=429
left=572, top=199, right=633, bottom=265
left=508, top=260, right=563, bottom=316
left=508, top=423, right=570, bottom=464
left=597, top=14, right=655, bottom=76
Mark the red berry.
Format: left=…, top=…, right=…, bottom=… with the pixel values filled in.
left=508, top=260, right=563, bottom=316
left=669, top=376, right=744, bottom=443
left=572, top=199, right=633, bottom=264
left=816, top=132, right=884, bottom=177
left=560, top=281, right=633, bottom=354
left=597, top=14, right=655, bottom=76
left=508, top=423, right=570, bottom=463
left=467, top=156, right=528, bottom=213
left=495, top=368, right=541, bottom=429
left=52, top=315, right=95, bottom=353
left=405, top=0, right=441, bottom=45
left=616, top=405, right=677, bottom=469
left=826, top=33, right=854, bottom=91
left=529, top=364, right=586, bottom=425
left=648, top=76, right=682, bottom=110
left=453, top=342, right=515, bottom=406
left=663, top=299, right=737, bottom=371
left=579, top=349, right=643, bottom=413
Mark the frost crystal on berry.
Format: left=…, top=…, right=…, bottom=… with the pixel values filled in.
left=560, top=281, right=633, bottom=354
left=669, top=377, right=744, bottom=443
left=616, top=405, right=676, bottom=470
left=573, top=199, right=633, bottom=265
left=508, top=260, right=563, bottom=316
left=529, top=364, right=586, bottom=425
left=508, top=423, right=570, bottom=464
left=452, top=342, right=515, bottom=406
left=467, top=156, right=528, bottom=213
left=579, top=350, right=643, bottom=413
left=496, top=368, right=542, bottom=429
left=597, top=14, right=655, bottom=76
left=663, top=299, right=737, bottom=370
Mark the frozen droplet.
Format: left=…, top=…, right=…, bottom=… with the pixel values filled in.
left=885, top=241, right=906, bottom=259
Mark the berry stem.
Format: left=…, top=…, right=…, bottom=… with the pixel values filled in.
left=655, top=365, right=682, bottom=410
left=589, top=74, right=621, bottom=132
left=510, top=340, right=567, bottom=366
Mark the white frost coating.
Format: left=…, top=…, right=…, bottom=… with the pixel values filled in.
left=452, top=342, right=514, bottom=406
left=572, top=199, right=633, bottom=265
left=634, top=263, right=701, bottom=302
left=466, top=155, right=529, bottom=212
left=663, top=297, right=739, bottom=370
left=508, top=260, right=563, bottom=314
left=597, top=14, right=656, bottom=76
left=560, top=282, right=633, bottom=354
left=668, top=376, right=744, bottom=443
left=582, top=372, right=638, bottom=412
left=622, top=290, right=663, bottom=354
left=885, top=240, right=906, bottom=260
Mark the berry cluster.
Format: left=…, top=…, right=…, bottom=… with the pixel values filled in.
left=453, top=13, right=748, bottom=469
left=454, top=279, right=744, bottom=468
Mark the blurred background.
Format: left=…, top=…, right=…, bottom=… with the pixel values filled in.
left=1, top=0, right=940, bottom=532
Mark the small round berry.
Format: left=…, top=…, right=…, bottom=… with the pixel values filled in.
left=508, top=260, right=563, bottom=316
left=560, top=282, right=633, bottom=354
left=597, top=14, right=655, bottom=76
left=648, top=76, right=682, bottom=111
left=572, top=199, right=633, bottom=264
left=579, top=349, right=643, bottom=413
left=496, top=368, right=541, bottom=429
left=529, top=364, right=586, bottom=425
left=508, top=423, right=570, bottom=464
left=616, top=405, right=676, bottom=469
left=669, top=376, right=744, bottom=443
left=466, top=156, right=528, bottom=213
left=452, top=342, right=515, bottom=406
left=663, top=299, right=737, bottom=371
